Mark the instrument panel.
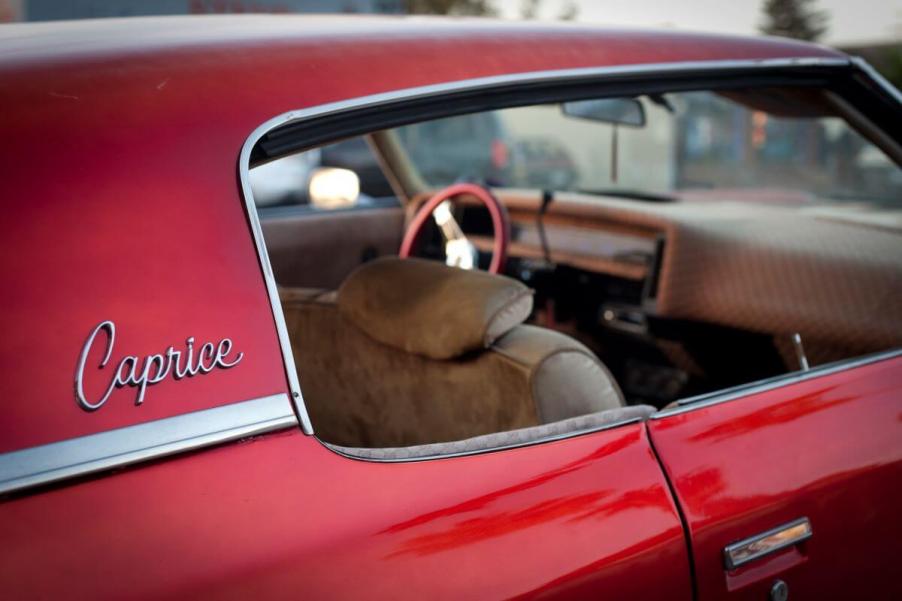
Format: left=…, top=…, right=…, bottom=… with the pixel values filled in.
left=462, top=205, right=664, bottom=291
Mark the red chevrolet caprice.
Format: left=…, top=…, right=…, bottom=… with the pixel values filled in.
left=1, top=15, right=900, bottom=600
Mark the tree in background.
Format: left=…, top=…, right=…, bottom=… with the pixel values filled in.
left=405, top=0, right=497, bottom=15
left=884, top=50, right=902, bottom=89
left=557, top=1, right=578, bottom=21
left=759, top=0, right=829, bottom=41
left=520, top=0, right=540, bottom=19
left=520, top=0, right=579, bottom=21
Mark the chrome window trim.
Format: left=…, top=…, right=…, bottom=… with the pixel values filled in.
left=0, top=394, right=296, bottom=495
left=653, top=347, right=902, bottom=419
left=237, top=55, right=854, bottom=439
left=322, top=415, right=645, bottom=463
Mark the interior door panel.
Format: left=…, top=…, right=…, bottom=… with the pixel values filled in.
left=261, top=206, right=405, bottom=289
left=648, top=355, right=902, bottom=600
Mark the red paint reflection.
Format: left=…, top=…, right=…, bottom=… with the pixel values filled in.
left=511, top=529, right=683, bottom=600
left=380, top=432, right=635, bottom=536
left=688, top=386, right=851, bottom=443
left=385, top=491, right=612, bottom=558
left=378, top=431, right=672, bottom=559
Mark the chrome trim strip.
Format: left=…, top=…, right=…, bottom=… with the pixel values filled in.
left=238, top=55, right=851, bottom=438
left=322, top=415, right=644, bottom=463
left=0, top=394, right=296, bottom=495
left=239, top=131, right=313, bottom=435
left=724, top=517, right=812, bottom=570
left=851, top=56, right=902, bottom=105
left=653, top=348, right=902, bottom=419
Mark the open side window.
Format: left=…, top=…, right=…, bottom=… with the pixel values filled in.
left=240, top=60, right=902, bottom=460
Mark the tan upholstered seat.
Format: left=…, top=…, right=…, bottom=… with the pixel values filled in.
left=281, top=258, right=628, bottom=448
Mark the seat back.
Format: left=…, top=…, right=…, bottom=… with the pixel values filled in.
left=281, top=259, right=624, bottom=448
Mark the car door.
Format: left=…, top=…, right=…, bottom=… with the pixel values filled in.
left=252, top=138, right=405, bottom=290
left=648, top=352, right=902, bottom=600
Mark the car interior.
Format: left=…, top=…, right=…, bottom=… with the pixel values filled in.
left=249, top=84, right=902, bottom=459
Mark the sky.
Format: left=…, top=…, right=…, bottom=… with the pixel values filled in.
left=496, top=0, right=902, bottom=45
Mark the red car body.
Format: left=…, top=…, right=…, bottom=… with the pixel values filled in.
left=0, top=16, right=899, bottom=600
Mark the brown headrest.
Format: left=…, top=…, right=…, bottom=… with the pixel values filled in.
left=338, top=257, right=533, bottom=360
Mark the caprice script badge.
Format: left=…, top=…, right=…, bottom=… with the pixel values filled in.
left=74, top=320, right=244, bottom=411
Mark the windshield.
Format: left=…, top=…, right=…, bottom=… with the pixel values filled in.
left=392, top=87, right=902, bottom=208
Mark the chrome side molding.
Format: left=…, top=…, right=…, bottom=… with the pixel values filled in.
left=724, top=517, right=813, bottom=570
left=655, top=347, right=902, bottom=418
left=0, top=394, right=296, bottom=495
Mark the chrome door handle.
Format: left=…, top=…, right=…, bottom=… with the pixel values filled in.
left=724, top=517, right=812, bottom=570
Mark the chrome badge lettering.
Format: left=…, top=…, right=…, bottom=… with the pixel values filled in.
left=75, top=320, right=244, bottom=411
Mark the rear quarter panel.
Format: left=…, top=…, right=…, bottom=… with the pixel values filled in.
left=0, top=423, right=690, bottom=600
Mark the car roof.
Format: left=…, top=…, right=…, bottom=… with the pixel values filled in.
left=0, top=17, right=849, bottom=196
left=0, top=16, right=847, bottom=145
left=0, top=14, right=843, bottom=70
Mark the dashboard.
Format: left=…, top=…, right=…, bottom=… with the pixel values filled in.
left=459, top=199, right=665, bottom=312
left=442, top=189, right=902, bottom=360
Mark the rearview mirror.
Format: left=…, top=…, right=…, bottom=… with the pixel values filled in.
left=307, top=167, right=360, bottom=209
left=561, top=97, right=646, bottom=127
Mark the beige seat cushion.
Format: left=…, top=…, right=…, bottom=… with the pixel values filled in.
left=284, top=294, right=537, bottom=446
left=492, top=325, right=625, bottom=424
left=338, top=257, right=533, bottom=360
left=282, top=277, right=625, bottom=448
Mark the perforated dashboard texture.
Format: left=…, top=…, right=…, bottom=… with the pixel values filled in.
left=496, top=191, right=902, bottom=358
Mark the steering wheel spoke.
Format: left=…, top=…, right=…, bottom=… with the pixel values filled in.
left=399, top=183, right=510, bottom=274
left=430, top=200, right=478, bottom=270
left=444, top=238, right=479, bottom=270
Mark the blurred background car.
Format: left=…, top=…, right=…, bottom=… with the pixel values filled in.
left=251, top=112, right=520, bottom=208
left=512, top=137, right=580, bottom=190
left=395, top=111, right=518, bottom=187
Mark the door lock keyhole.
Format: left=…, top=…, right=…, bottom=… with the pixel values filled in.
left=770, top=580, right=789, bottom=601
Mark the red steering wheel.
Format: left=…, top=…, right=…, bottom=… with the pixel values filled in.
left=399, top=183, right=510, bottom=274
